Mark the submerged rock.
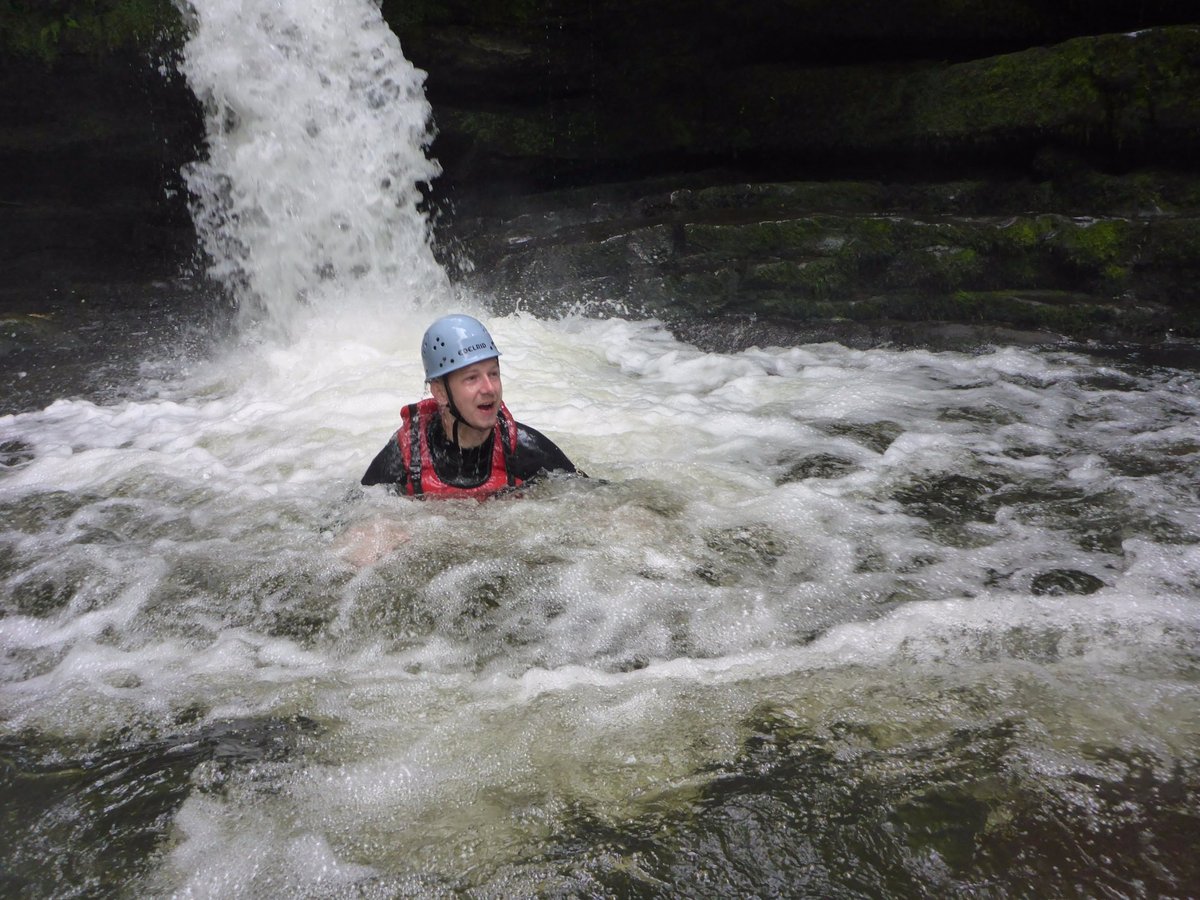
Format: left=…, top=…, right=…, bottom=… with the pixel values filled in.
left=777, top=453, right=858, bottom=484
left=1030, top=569, right=1107, bottom=596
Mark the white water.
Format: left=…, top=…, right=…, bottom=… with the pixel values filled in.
left=2, top=1, right=1199, bottom=895
left=178, top=0, right=448, bottom=328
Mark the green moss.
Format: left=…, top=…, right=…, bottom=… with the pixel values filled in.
left=744, top=258, right=850, bottom=300
left=682, top=181, right=885, bottom=215
left=911, top=38, right=1102, bottom=140
left=666, top=207, right=1190, bottom=314
left=0, top=0, right=182, bottom=63
left=887, top=245, right=985, bottom=292
left=439, top=106, right=585, bottom=158
left=933, top=290, right=1126, bottom=333
left=747, top=294, right=846, bottom=321
left=377, top=0, right=449, bottom=30
left=1139, top=218, right=1200, bottom=267
left=666, top=268, right=739, bottom=315
left=740, top=288, right=1143, bottom=337
left=683, top=218, right=826, bottom=257
left=1058, top=219, right=1129, bottom=268
left=995, top=216, right=1058, bottom=250
left=724, top=26, right=1200, bottom=160
left=843, top=217, right=900, bottom=261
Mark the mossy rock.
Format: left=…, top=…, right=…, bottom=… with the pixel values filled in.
left=483, top=197, right=1197, bottom=334
left=682, top=218, right=828, bottom=258
left=884, top=244, right=985, bottom=292
left=0, top=0, right=182, bottom=63
left=1055, top=218, right=1130, bottom=265
left=907, top=27, right=1200, bottom=153
left=743, top=258, right=852, bottom=300
left=1050, top=168, right=1200, bottom=215
left=1138, top=217, right=1200, bottom=267
left=989, top=215, right=1063, bottom=251
left=663, top=268, right=740, bottom=314
left=454, top=24, right=1200, bottom=179
left=490, top=238, right=632, bottom=288
left=750, top=295, right=850, bottom=322
left=670, top=181, right=889, bottom=215
left=436, top=106, right=594, bottom=160
left=623, top=224, right=677, bottom=266
left=915, top=289, right=1149, bottom=335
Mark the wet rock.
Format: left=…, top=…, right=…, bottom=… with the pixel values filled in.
left=697, top=523, right=787, bottom=586
left=819, top=421, right=905, bottom=455
left=466, top=175, right=1200, bottom=341
left=0, top=714, right=320, bottom=894
left=418, top=23, right=1200, bottom=187
left=1031, top=569, right=1107, bottom=596
left=891, top=473, right=1008, bottom=528
left=777, top=453, right=858, bottom=484
left=0, top=439, right=36, bottom=470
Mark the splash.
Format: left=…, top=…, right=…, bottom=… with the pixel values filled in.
left=177, top=0, right=451, bottom=332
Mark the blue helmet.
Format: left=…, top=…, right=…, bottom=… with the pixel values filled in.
left=421, top=314, right=501, bottom=381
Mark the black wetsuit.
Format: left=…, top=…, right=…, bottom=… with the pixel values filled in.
left=361, top=412, right=581, bottom=491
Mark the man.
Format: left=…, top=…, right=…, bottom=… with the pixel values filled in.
left=361, top=313, right=582, bottom=496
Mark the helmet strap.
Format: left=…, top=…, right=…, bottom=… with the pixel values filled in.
left=440, top=376, right=468, bottom=448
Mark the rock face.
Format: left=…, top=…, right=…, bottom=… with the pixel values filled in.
left=389, top=4, right=1200, bottom=188
left=1, top=1, right=1199, bottom=342
left=452, top=170, right=1200, bottom=346
left=0, top=2, right=200, bottom=288
left=394, top=4, right=1200, bottom=342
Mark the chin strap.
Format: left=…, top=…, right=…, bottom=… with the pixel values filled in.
left=437, top=377, right=464, bottom=444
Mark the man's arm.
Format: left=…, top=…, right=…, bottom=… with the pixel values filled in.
left=361, top=434, right=409, bottom=487
left=511, top=423, right=585, bottom=481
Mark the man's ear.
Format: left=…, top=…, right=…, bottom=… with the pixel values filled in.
left=429, top=377, right=448, bottom=407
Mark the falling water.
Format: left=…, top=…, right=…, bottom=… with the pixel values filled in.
left=178, top=0, right=449, bottom=329
left=2, top=1, right=1198, bottom=896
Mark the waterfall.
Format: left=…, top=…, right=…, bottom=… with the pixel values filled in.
left=177, top=0, right=450, bottom=331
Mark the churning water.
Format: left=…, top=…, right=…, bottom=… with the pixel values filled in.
left=2, top=1, right=1199, bottom=896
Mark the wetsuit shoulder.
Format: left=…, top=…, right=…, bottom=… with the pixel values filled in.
left=510, top=422, right=583, bottom=481
left=361, top=434, right=408, bottom=488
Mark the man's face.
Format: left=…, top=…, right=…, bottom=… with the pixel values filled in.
left=441, top=358, right=502, bottom=433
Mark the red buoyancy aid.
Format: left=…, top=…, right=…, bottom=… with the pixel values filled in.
left=395, top=397, right=522, bottom=499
